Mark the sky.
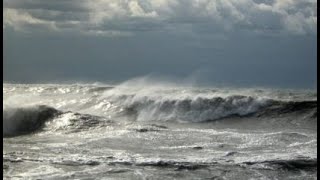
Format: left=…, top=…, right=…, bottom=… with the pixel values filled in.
left=3, top=0, right=317, bottom=89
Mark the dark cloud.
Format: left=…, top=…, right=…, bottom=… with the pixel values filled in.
left=4, top=0, right=317, bottom=36
left=3, top=0, right=317, bottom=88
left=4, top=0, right=87, bottom=12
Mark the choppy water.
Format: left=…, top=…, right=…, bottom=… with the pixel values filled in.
left=3, top=81, right=317, bottom=179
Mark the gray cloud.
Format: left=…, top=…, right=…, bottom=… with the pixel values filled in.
left=3, top=0, right=317, bottom=36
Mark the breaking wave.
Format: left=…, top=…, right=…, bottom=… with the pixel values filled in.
left=3, top=83, right=317, bottom=136
left=119, top=96, right=317, bottom=122
left=3, top=98, right=316, bottom=137
left=3, top=105, right=61, bottom=137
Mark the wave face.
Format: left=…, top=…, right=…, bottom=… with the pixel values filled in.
left=3, top=105, right=61, bottom=137
left=3, top=83, right=317, bottom=132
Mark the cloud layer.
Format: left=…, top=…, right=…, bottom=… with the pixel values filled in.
left=4, top=0, right=317, bottom=36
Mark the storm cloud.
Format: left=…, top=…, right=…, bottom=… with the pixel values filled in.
left=4, top=0, right=317, bottom=36
left=3, top=0, right=317, bottom=88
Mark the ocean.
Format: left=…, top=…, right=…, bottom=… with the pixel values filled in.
left=3, top=82, right=317, bottom=179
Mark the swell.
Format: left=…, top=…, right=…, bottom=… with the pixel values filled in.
left=254, top=100, right=317, bottom=117
left=109, top=157, right=317, bottom=172
left=243, top=158, right=317, bottom=171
